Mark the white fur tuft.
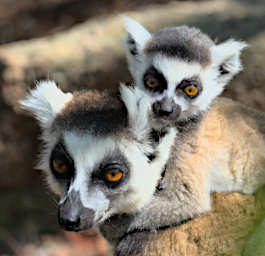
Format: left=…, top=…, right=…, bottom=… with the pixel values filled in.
left=122, top=16, right=151, bottom=49
left=119, top=83, right=151, bottom=142
left=20, top=80, right=73, bottom=129
left=211, top=39, right=247, bottom=75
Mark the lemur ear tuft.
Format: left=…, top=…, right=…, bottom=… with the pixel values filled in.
left=211, top=40, right=247, bottom=83
left=122, top=16, right=151, bottom=56
left=119, top=83, right=151, bottom=142
left=20, top=80, right=73, bottom=129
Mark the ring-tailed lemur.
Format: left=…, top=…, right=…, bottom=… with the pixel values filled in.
left=20, top=80, right=265, bottom=252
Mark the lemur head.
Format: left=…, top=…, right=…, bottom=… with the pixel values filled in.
left=20, top=81, right=168, bottom=232
left=123, top=17, right=247, bottom=123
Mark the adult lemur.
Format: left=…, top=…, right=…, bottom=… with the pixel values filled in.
left=20, top=19, right=265, bottom=254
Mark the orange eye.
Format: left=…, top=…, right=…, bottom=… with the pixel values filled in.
left=52, top=159, right=69, bottom=174
left=145, top=76, right=159, bottom=88
left=184, top=85, right=199, bottom=97
left=105, top=169, right=123, bottom=182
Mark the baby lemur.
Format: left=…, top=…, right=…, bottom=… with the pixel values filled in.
left=123, top=17, right=247, bottom=128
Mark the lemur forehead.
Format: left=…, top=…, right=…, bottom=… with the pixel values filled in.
left=144, top=26, right=214, bottom=67
left=52, top=90, right=128, bottom=136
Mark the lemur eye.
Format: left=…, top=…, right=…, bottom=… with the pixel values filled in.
left=184, top=84, right=199, bottom=98
left=52, top=159, right=69, bottom=174
left=50, top=143, right=74, bottom=180
left=144, top=75, right=159, bottom=89
left=104, top=169, right=123, bottom=183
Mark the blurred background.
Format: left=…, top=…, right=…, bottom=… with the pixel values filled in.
left=0, top=0, right=264, bottom=255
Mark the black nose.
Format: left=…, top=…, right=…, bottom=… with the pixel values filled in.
left=58, top=214, right=81, bottom=231
left=152, top=97, right=181, bottom=120
left=58, top=190, right=95, bottom=232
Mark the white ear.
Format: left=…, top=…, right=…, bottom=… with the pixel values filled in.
left=122, top=16, right=152, bottom=82
left=211, top=39, right=247, bottom=84
left=122, top=16, right=151, bottom=52
left=20, top=80, right=73, bottom=129
left=119, top=83, right=151, bottom=142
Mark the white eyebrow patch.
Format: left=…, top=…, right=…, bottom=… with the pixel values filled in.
left=63, top=132, right=114, bottom=212
left=152, top=54, right=202, bottom=88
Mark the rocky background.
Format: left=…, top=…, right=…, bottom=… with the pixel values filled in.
left=0, top=0, right=265, bottom=255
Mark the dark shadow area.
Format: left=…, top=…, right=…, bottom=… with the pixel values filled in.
left=0, top=0, right=174, bottom=45
left=0, top=187, right=59, bottom=254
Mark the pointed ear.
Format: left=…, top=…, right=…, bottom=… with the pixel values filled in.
left=122, top=17, right=152, bottom=80
left=122, top=16, right=151, bottom=55
left=211, top=39, right=247, bottom=84
left=119, top=83, right=151, bottom=142
left=20, top=80, right=73, bottom=129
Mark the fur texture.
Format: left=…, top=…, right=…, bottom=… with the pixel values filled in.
left=100, top=97, right=265, bottom=248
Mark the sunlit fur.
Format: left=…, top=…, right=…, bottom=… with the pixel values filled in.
left=20, top=80, right=73, bottom=129
left=123, top=17, right=247, bottom=122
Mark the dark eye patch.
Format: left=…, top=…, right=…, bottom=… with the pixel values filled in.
left=91, top=150, right=130, bottom=190
left=50, top=142, right=75, bottom=181
left=100, top=163, right=125, bottom=188
left=143, top=66, right=167, bottom=93
left=177, top=78, right=202, bottom=99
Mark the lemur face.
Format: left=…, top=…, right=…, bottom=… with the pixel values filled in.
left=20, top=81, right=170, bottom=232
left=123, top=17, right=247, bottom=123
left=48, top=131, right=153, bottom=231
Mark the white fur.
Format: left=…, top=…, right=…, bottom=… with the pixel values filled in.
left=20, top=80, right=73, bottom=129
left=119, top=83, right=151, bottom=144
left=149, top=55, right=221, bottom=117
left=53, top=130, right=172, bottom=225
left=211, top=40, right=247, bottom=84
left=122, top=16, right=151, bottom=49
left=38, top=124, right=176, bottom=225
left=64, top=132, right=114, bottom=222
left=122, top=17, right=152, bottom=84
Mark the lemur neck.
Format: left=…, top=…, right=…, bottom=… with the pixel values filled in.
left=176, top=113, right=204, bottom=134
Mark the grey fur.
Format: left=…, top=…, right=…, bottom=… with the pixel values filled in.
left=52, top=90, right=128, bottom=136
left=98, top=117, right=201, bottom=246
left=98, top=98, right=265, bottom=255
left=144, top=26, right=214, bottom=66
left=58, top=190, right=95, bottom=231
